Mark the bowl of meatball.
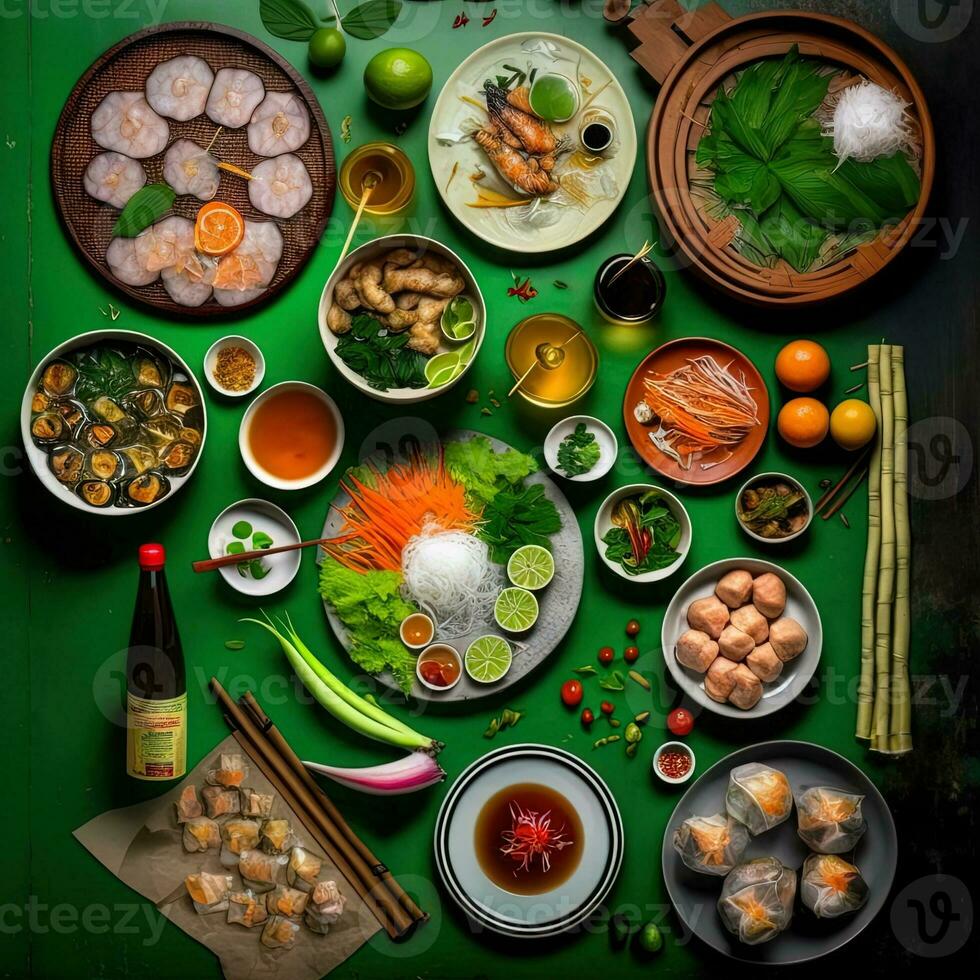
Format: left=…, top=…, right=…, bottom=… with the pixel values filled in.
left=317, top=235, right=486, bottom=404
left=660, top=559, right=822, bottom=718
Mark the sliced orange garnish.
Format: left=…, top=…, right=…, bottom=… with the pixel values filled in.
left=194, top=201, right=244, bottom=257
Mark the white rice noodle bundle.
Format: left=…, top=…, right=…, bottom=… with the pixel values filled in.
left=824, top=80, right=917, bottom=167
left=401, top=523, right=500, bottom=639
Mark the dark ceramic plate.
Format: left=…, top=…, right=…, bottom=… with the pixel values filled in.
left=662, top=740, right=897, bottom=965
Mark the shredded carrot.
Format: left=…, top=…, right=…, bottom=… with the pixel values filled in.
left=323, top=446, right=481, bottom=572
left=642, top=355, right=760, bottom=469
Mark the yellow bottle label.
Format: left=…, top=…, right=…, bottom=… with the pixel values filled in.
left=126, top=692, right=187, bottom=780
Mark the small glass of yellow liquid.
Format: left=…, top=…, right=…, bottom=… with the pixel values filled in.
left=505, top=313, right=599, bottom=408
left=338, top=142, right=415, bottom=216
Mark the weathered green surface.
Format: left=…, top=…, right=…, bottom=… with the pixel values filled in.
left=2, top=2, right=976, bottom=977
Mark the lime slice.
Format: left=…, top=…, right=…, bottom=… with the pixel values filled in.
left=464, top=635, right=513, bottom=684
left=441, top=296, right=476, bottom=342
left=494, top=587, right=539, bottom=632
left=529, top=73, right=579, bottom=123
left=506, top=544, right=555, bottom=590
left=424, top=339, right=475, bottom=388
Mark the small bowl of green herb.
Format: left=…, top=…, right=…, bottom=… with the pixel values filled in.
left=735, top=472, right=813, bottom=544
left=544, top=415, right=617, bottom=482
left=207, top=498, right=301, bottom=596
left=594, top=484, right=691, bottom=583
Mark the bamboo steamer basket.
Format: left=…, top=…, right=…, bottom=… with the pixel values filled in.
left=629, top=1, right=935, bottom=307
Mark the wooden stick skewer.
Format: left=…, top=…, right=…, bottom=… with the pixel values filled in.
left=507, top=329, right=584, bottom=398
left=607, top=239, right=654, bottom=287
left=814, top=445, right=872, bottom=515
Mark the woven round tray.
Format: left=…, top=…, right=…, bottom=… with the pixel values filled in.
left=51, top=22, right=335, bottom=318
left=633, top=4, right=935, bottom=307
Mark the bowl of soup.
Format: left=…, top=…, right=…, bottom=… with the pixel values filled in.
left=239, top=382, right=344, bottom=490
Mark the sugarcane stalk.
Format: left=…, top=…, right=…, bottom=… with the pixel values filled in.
left=856, top=346, right=882, bottom=740
left=889, top=346, right=913, bottom=754
left=871, top=345, right=895, bottom=751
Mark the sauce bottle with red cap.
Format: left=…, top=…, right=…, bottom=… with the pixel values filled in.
left=126, top=543, right=187, bottom=781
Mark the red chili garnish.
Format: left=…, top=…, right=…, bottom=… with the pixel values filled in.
left=482, top=9, right=498, bottom=27
left=667, top=708, right=694, bottom=736
left=600, top=700, right=615, bottom=716
left=419, top=660, right=446, bottom=686
left=658, top=750, right=692, bottom=779
left=581, top=708, right=594, bottom=727
left=507, top=274, right=537, bottom=302
left=624, top=645, right=639, bottom=663
left=499, top=801, right=573, bottom=873
left=598, top=646, right=615, bottom=665
left=452, top=12, right=469, bottom=28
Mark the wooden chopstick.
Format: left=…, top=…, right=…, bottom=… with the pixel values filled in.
left=210, top=679, right=417, bottom=940
left=239, top=692, right=426, bottom=926
left=814, top=445, right=872, bottom=515
left=822, top=466, right=868, bottom=520
left=191, top=537, right=328, bottom=573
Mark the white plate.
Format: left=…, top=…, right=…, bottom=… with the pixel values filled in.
left=661, top=558, right=823, bottom=718
left=428, top=33, right=637, bottom=252
left=434, top=744, right=623, bottom=938
left=207, top=498, right=301, bottom=596
left=544, top=415, right=617, bottom=482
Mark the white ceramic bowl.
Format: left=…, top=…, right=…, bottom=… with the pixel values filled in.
left=735, top=471, right=814, bottom=544
left=20, top=328, right=207, bottom=515
left=207, top=498, right=301, bottom=596
left=594, top=484, right=692, bottom=583
left=203, top=335, right=265, bottom=398
left=416, top=644, right=463, bottom=693
left=544, top=415, right=617, bottom=482
left=653, top=741, right=696, bottom=785
left=318, top=234, right=486, bottom=404
left=239, top=381, right=344, bottom=491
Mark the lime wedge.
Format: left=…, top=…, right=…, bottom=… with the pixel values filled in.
left=441, top=296, right=476, bottom=342
left=464, top=635, right=513, bottom=684
left=506, top=544, right=555, bottom=590
left=424, top=338, right=475, bottom=388
left=494, top=587, right=539, bottom=633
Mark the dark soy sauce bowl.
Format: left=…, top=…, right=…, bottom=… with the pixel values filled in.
left=593, top=253, right=667, bottom=326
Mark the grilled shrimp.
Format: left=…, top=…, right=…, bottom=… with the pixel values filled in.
left=473, top=129, right=559, bottom=196
left=484, top=83, right=560, bottom=156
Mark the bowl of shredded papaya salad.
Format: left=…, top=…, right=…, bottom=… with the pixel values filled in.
left=624, top=338, right=770, bottom=487
left=317, top=430, right=583, bottom=702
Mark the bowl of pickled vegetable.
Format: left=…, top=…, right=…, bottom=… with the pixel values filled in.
left=21, top=329, right=206, bottom=514
left=735, top=472, right=812, bottom=544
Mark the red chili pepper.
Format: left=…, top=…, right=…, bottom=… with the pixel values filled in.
left=482, top=9, right=498, bottom=27
left=667, top=708, right=694, bottom=736
left=598, top=646, right=615, bottom=665
left=560, top=679, right=583, bottom=708
left=600, top=700, right=615, bottom=716
left=581, top=708, right=594, bottom=727
left=452, top=12, right=469, bottom=29
left=507, top=275, right=537, bottom=302
left=658, top=750, right=691, bottom=779
left=626, top=619, right=640, bottom=637
left=624, top=645, right=639, bottom=663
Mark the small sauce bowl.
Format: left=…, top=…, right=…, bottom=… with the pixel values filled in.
left=400, top=612, right=435, bottom=650
left=735, top=471, right=813, bottom=544
left=416, top=643, right=462, bottom=692
left=204, top=335, right=265, bottom=398
left=653, top=741, right=695, bottom=785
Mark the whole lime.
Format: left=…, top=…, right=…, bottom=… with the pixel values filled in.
left=308, top=28, right=346, bottom=70
left=364, top=48, right=433, bottom=110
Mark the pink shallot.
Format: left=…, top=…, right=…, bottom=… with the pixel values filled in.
left=303, top=752, right=446, bottom=795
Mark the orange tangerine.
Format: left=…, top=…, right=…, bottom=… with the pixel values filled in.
left=775, top=340, right=831, bottom=393
left=778, top=397, right=830, bottom=448
left=194, top=201, right=244, bottom=256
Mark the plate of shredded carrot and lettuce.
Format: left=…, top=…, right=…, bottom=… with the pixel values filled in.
left=317, top=430, right=583, bottom=700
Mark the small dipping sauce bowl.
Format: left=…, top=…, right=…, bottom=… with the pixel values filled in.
left=416, top=643, right=462, bottom=692
left=653, top=741, right=695, bottom=785
left=594, top=253, right=667, bottom=325
left=400, top=612, right=435, bottom=650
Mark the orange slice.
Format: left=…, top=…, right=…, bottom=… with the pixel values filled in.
left=194, top=201, right=244, bottom=256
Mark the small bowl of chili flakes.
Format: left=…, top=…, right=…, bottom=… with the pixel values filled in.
left=653, top=741, right=695, bottom=786
left=204, top=336, right=265, bottom=398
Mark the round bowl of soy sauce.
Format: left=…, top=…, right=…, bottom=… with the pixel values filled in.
left=593, top=253, right=666, bottom=325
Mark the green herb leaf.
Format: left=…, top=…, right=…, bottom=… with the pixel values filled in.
left=600, top=670, right=626, bottom=691
left=440, top=295, right=476, bottom=340
left=225, top=639, right=246, bottom=651
left=252, top=531, right=274, bottom=549
left=111, top=184, right=175, bottom=238
left=232, top=520, right=253, bottom=539
left=249, top=560, right=270, bottom=580
left=226, top=541, right=246, bottom=555
left=556, top=422, right=601, bottom=477
left=341, top=0, right=402, bottom=40
left=335, top=313, right=428, bottom=391
left=260, top=0, right=321, bottom=40
left=574, top=665, right=597, bottom=676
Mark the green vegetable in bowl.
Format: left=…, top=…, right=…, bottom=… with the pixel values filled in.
left=602, top=490, right=681, bottom=575
left=441, top=295, right=476, bottom=340
left=556, top=422, right=601, bottom=477
left=334, top=313, right=428, bottom=391
left=738, top=479, right=809, bottom=538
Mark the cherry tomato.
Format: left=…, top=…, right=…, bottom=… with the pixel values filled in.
left=600, top=700, right=615, bottom=716
left=561, top=679, right=583, bottom=707
left=667, top=707, right=694, bottom=736
left=598, top=646, right=615, bottom=665
left=581, top=708, right=594, bottom=727
left=626, top=619, right=641, bottom=637
left=624, top=645, right=640, bottom=663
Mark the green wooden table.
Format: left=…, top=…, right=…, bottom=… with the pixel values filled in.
left=3, top=2, right=977, bottom=977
